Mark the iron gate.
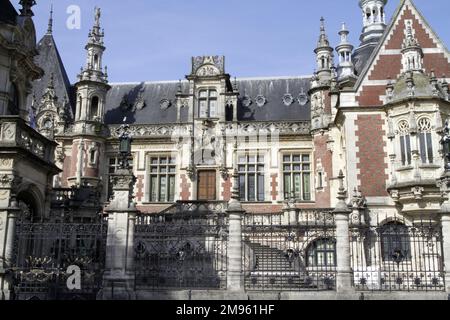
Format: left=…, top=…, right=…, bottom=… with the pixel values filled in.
left=243, top=210, right=336, bottom=291
left=134, top=201, right=228, bottom=290
left=351, top=217, right=445, bottom=292
left=11, top=217, right=107, bottom=300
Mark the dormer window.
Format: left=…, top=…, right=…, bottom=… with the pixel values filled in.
left=198, top=89, right=217, bottom=118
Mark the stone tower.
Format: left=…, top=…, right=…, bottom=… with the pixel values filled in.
left=68, top=7, right=110, bottom=188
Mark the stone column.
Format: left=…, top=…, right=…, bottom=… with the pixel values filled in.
left=0, top=174, right=21, bottom=300
left=226, top=168, right=245, bottom=293
left=438, top=171, right=450, bottom=293
left=99, top=168, right=138, bottom=300
left=333, top=170, right=353, bottom=294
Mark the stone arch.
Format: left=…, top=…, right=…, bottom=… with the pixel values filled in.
left=16, top=183, right=45, bottom=222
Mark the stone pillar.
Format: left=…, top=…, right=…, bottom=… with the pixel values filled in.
left=333, top=170, right=353, bottom=294
left=226, top=168, right=245, bottom=292
left=0, top=174, right=21, bottom=300
left=99, top=168, right=138, bottom=300
left=437, top=171, right=450, bottom=293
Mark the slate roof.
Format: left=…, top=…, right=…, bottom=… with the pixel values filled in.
left=104, top=77, right=312, bottom=125
left=32, top=33, right=74, bottom=118
left=0, top=0, right=17, bottom=25
left=352, top=44, right=376, bottom=77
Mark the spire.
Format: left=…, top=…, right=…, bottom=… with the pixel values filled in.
left=336, top=23, right=356, bottom=82
left=317, top=17, right=330, bottom=49
left=47, top=5, right=54, bottom=35
left=314, top=17, right=334, bottom=82
left=77, top=7, right=107, bottom=84
left=401, top=21, right=423, bottom=73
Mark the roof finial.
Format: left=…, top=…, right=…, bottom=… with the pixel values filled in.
left=320, top=17, right=325, bottom=33
left=47, top=5, right=54, bottom=35
left=19, top=0, right=36, bottom=17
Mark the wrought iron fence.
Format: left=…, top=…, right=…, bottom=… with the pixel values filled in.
left=351, top=217, right=445, bottom=292
left=11, top=216, right=107, bottom=300
left=242, top=210, right=336, bottom=291
left=134, top=203, right=228, bottom=290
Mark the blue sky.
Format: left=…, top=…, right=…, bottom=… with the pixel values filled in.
left=14, top=0, right=450, bottom=83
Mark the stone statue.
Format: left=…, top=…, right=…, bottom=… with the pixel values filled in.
left=95, top=7, right=101, bottom=26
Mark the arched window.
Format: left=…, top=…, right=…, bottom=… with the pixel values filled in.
left=8, top=83, right=20, bottom=115
left=306, top=238, right=336, bottom=267
left=380, top=221, right=411, bottom=263
left=417, top=118, right=433, bottom=164
left=398, top=120, right=412, bottom=166
left=93, top=54, right=99, bottom=69
left=91, top=96, right=99, bottom=120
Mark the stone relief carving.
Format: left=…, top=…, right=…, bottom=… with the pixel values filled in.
left=311, top=92, right=324, bottom=118
left=160, top=99, right=172, bottom=110
left=255, top=95, right=267, bottom=107
left=282, top=94, right=294, bottom=106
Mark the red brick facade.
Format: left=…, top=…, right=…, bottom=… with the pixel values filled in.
left=221, top=177, right=232, bottom=201
left=270, top=174, right=278, bottom=201
left=355, top=115, right=389, bottom=197
left=179, top=174, right=191, bottom=201
left=357, top=6, right=450, bottom=107
left=136, top=175, right=144, bottom=202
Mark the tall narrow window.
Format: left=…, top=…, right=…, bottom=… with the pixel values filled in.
left=8, top=83, right=20, bottom=115
left=418, top=118, right=433, bottom=164
left=198, top=89, right=217, bottom=118
left=91, top=96, right=99, bottom=120
left=149, top=156, right=176, bottom=203
left=398, top=120, right=412, bottom=166
left=238, top=155, right=265, bottom=202
left=283, top=153, right=311, bottom=201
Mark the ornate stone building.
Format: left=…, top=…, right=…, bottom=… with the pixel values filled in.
left=1, top=0, right=450, bottom=300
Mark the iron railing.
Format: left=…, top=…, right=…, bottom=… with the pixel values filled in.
left=11, top=217, right=107, bottom=300
left=351, top=217, right=445, bottom=292
left=134, top=207, right=228, bottom=290
left=243, top=211, right=336, bottom=291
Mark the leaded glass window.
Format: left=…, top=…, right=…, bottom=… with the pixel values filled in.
left=283, top=153, right=311, bottom=201
left=238, top=155, right=265, bottom=202
left=149, top=156, right=176, bottom=203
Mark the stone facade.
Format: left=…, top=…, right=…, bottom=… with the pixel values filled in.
left=1, top=0, right=450, bottom=300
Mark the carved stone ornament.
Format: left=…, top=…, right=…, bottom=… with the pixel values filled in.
left=134, top=90, right=146, bottom=111
left=160, top=99, right=172, bottom=110
left=242, top=95, right=252, bottom=107
left=298, top=91, right=309, bottom=106
left=196, top=65, right=220, bottom=77
left=282, top=94, right=294, bottom=106
left=255, top=95, right=267, bottom=107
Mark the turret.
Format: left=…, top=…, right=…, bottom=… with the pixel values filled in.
left=336, top=23, right=356, bottom=85
left=359, top=0, right=388, bottom=45
left=314, top=17, right=334, bottom=83
left=401, top=20, right=424, bottom=73
left=74, top=7, right=110, bottom=125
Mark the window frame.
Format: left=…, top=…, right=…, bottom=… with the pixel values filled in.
left=148, top=155, right=177, bottom=203
left=198, top=89, right=218, bottom=119
left=238, top=154, right=266, bottom=202
left=306, top=238, right=337, bottom=268
left=380, top=221, right=412, bottom=263
left=282, top=153, right=312, bottom=201
left=417, top=117, right=433, bottom=164
left=397, top=120, right=412, bottom=167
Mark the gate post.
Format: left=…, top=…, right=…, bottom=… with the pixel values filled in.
left=98, top=123, right=137, bottom=300
left=333, top=171, right=354, bottom=295
left=226, top=169, right=246, bottom=293
left=0, top=177, right=21, bottom=300
left=437, top=171, right=450, bottom=293
left=99, top=168, right=138, bottom=300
